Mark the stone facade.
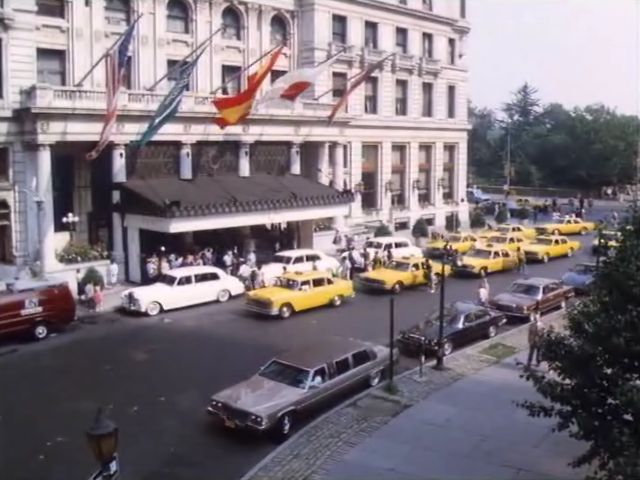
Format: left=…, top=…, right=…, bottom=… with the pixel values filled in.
left=0, top=0, right=470, bottom=278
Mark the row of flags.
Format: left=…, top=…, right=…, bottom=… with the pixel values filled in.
left=86, top=18, right=389, bottom=160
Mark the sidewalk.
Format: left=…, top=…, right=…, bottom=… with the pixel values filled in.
left=76, top=283, right=129, bottom=321
left=243, top=312, right=588, bottom=480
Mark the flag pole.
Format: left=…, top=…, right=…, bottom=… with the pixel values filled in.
left=74, top=14, right=143, bottom=87
left=211, top=40, right=286, bottom=95
left=146, top=25, right=224, bottom=91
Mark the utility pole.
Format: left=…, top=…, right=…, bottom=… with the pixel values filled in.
left=506, top=125, right=512, bottom=190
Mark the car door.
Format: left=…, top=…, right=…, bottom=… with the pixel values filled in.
left=553, top=238, right=563, bottom=257
left=173, top=274, right=196, bottom=308
left=540, top=283, right=558, bottom=312
left=456, top=313, right=477, bottom=345
left=300, top=364, right=330, bottom=411
left=409, top=262, right=422, bottom=286
left=330, top=356, right=358, bottom=394
left=292, top=254, right=311, bottom=273
left=195, top=271, right=222, bottom=303
left=295, top=279, right=315, bottom=310
left=306, top=253, right=323, bottom=271
left=311, top=276, right=332, bottom=306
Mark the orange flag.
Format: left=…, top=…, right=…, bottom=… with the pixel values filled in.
left=213, top=46, right=284, bottom=129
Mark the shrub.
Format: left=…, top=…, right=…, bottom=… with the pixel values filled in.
left=411, top=218, right=429, bottom=239
left=56, top=242, right=110, bottom=264
left=374, top=224, right=392, bottom=237
left=516, top=207, right=530, bottom=221
left=81, top=266, right=105, bottom=289
left=494, top=206, right=509, bottom=224
left=470, top=208, right=487, bottom=229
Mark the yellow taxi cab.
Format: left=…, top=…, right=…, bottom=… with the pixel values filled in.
left=523, top=235, right=581, bottom=263
left=357, top=256, right=451, bottom=294
left=452, top=247, right=518, bottom=277
left=426, top=232, right=478, bottom=257
left=491, top=223, right=537, bottom=240
left=245, top=271, right=354, bottom=319
left=482, top=234, right=528, bottom=252
left=536, top=217, right=596, bottom=236
left=591, top=230, right=622, bottom=254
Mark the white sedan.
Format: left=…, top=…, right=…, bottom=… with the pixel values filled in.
left=122, top=266, right=245, bottom=316
left=261, top=249, right=340, bottom=285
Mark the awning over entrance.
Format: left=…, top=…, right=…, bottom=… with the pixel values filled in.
left=121, top=174, right=353, bottom=218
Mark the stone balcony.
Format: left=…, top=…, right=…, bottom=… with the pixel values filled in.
left=418, top=57, right=442, bottom=76
left=20, top=84, right=340, bottom=120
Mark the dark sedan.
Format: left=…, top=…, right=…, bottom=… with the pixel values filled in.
left=397, top=301, right=507, bottom=357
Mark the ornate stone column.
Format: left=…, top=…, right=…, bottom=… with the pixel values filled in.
left=331, top=142, right=345, bottom=191
left=36, top=144, right=56, bottom=273
left=111, top=144, right=127, bottom=280
left=317, top=142, right=330, bottom=184
left=290, top=142, right=301, bottom=175
left=239, top=141, right=251, bottom=177
left=179, top=143, right=193, bottom=180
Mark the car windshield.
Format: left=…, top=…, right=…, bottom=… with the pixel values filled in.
left=386, top=261, right=411, bottom=272
left=496, top=227, right=512, bottom=234
left=468, top=249, right=492, bottom=259
left=365, top=240, right=384, bottom=250
left=157, top=274, right=177, bottom=286
left=258, top=360, right=310, bottom=389
left=272, top=254, right=293, bottom=265
left=275, top=278, right=300, bottom=290
left=447, top=235, right=462, bottom=242
left=573, top=264, right=596, bottom=275
left=426, top=307, right=463, bottom=327
left=488, top=236, right=507, bottom=243
left=534, top=238, right=554, bottom=245
left=509, top=283, right=541, bottom=297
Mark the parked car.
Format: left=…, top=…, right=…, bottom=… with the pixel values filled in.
left=0, top=278, right=76, bottom=340
left=536, top=218, right=596, bottom=236
left=489, top=277, right=574, bottom=322
left=523, top=235, right=581, bottom=263
left=452, top=247, right=518, bottom=277
left=425, top=232, right=478, bottom=257
left=466, top=187, right=492, bottom=205
left=344, top=236, right=422, bottom=262
left=121, top=266, right=245, bottom=316
left=261, top=249, right=340, bottom=285
left=356, top=256, right=451, bottom=293
left=397, top=301, right=507, bottom=357
left=206, top=337, right=393, bottom=441
left=490, top=223, right=537, bottom=240
left=591, top=230, right=622, bottom=255
left=245, top=270, right=354, bottom=319
left=482, top=233, right=529, bottom=252
left=562, top=263, right=597, bottom=294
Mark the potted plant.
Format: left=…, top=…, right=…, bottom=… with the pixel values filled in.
left=374, top=224, right=392, bottom=237
left=470, top=208, right=487, bottom=229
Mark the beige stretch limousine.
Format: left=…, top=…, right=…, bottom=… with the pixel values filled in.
left=206, top=337, right=394, bottom=442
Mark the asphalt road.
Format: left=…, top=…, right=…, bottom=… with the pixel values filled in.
left=0, top=228, right=607, bottom=480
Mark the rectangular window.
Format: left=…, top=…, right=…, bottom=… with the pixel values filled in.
left=364, top=21, right=378, bottom=49
left=418, top=145, right=432, bottom=205
left=270, top=69, right=287, bottom=85
left=221, top=64, right=241, bottom=95
left=422, top=33, right=433, bottom=58
left=0, top=147, right=8, bottom=182
left=332, top=15, right=347, bottom=44
left=352, top=350, right=371, bottom=368
left=332, top=72, right=347, bottom=101
left=422, top=82, right=433, bottom=117
left=167, top=59, right=191, bottom=91
left=37, top=49, right=66, bottom=86
left=395, top=79, right=407, bottom=116
left=395, top=27, right=408, bottom=54
left=448, top=38, right=456, bottom=65
left=36, top=0, right=65, bottom=18
left=461, top=0, right=467, bottom=18
left=447, top=85, right=456, bottom=119
left=443, top=144, right=456, bottom=201
left=391, top=145, right=406, bottom=208
left=423, top=0, right=433, bottom=11
left=194, top=272, right=220, bottom=283
left=335, top=357, right=351, bottom=376
left=364, top=77, right=377, bottom=114
left=398, top=0, right=407, bottom=5
left=122, top=56, right=132, bottom=90
left=362, top=144, right=379, bottom=210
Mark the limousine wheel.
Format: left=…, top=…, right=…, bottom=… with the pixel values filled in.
left=580, top=228, right=588, bottom=235
left=479, top=267, right=488, bottom=277
left=217, top=289, right=231, bottom=303
left=279, top=304, right=293, bottom=319
left=542, top=254, right=550, bottom=264
left=487, top=325, right=498, bottom=339
left=272, top=412, right=293, bottom=443
left=33, top=323, right=49, bottom=341
left=443, top=340, right=454, bottom=357
left=368, top=370, right=382, bottom=387
left=392, top=282, right=403, bottom=294
left=331, top=295, right=343, bottom=307
left=146, top=301, right=162, bottom=316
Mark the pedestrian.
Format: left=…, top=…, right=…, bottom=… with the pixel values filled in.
left=247, top=249, right=257, bottom=268
left=145, top=256, right=158, bottom=284
left=75, top=269, right=84, bottom=298
left=551, top=198, right=558, bottom=212
left=481, top=277, right=490, bottom=297
left=93, top=284, right=104, bottom=312
left=516, top=246, right=526, bottom=275
left=256, top=266, right=265, bottom=288
left=386, top=248, right=393, bottom=265
left=477, top=281, right=489, bottom=306
left=107, top=259, right=118, bottom=287
left=222, top=250, right=233, bottom=275
left=372, top=251, right=383, bottom=270
left=578, top=195, right=585, bottom=212
left=332, top=229, right=343, bottom=250
left=424, top=259, right=436, bottom=293
left=526, top=316, right=544, bottom=368
left=532, top=205, right=539, bottom=224
left=339, top=256, right=351, bottom=280
left=159, top=256, right=170, bottom=275
left=362, top=247, right=371, bottom=271
left=237, top=261, right=251, bottom=286
left=249, top=267, right=259, bottom=291
left=611, top=210, right=619, bottom=228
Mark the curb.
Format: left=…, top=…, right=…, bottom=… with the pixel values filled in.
left=240, top=315, right=547, bottom=480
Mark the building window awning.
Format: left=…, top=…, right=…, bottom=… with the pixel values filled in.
left=120, top=174, right=354, bottom=218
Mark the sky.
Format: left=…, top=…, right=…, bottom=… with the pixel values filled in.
left=467, top=0, right=640, bottom=116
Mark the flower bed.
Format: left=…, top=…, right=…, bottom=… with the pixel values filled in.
left=56, top=243, right=110, bottom=264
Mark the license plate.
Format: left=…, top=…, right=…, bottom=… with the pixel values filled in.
left=223, top=418, right=236, bottom=429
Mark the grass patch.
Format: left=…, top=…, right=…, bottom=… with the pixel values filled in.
left=479, top=342, right=517, bottom=361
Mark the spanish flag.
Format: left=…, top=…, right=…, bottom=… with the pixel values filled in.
left=213, top=46, right=284, bottom=129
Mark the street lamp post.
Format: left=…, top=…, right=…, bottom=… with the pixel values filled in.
left=86, top=407, right=119, bottom=480
left=434, top=244, right=455, bottom=370
left=62, top=212, right=80, bottom=242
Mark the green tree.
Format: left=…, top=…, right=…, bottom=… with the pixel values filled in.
left=494, top=205, right=508, bottom=224
left=520, top=210, right=640, bottom=479
left=469, top=208, right=486, bottom=229
left=374, top=224, right=392, bottom=237
left=469, top=105, right=502, bottom=182
left=503, top=82, right=541, bottom=128
left=411, top=218, right=429, bottom=240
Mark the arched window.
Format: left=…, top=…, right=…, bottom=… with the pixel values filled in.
left=222, top=7, right=241, bottom=40
left=270, top=15, right=287, bottom=46
left=167, top=0, right=190, bottom=34
left=105, top=0, right=130, bottom=26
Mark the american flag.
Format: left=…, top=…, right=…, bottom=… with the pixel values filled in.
left=86, top=17, right=139, bottom=160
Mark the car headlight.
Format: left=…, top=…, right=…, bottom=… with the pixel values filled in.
left=249, top=414, right=264, bottom=426
left=210, top=400, right=223, bottom=410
